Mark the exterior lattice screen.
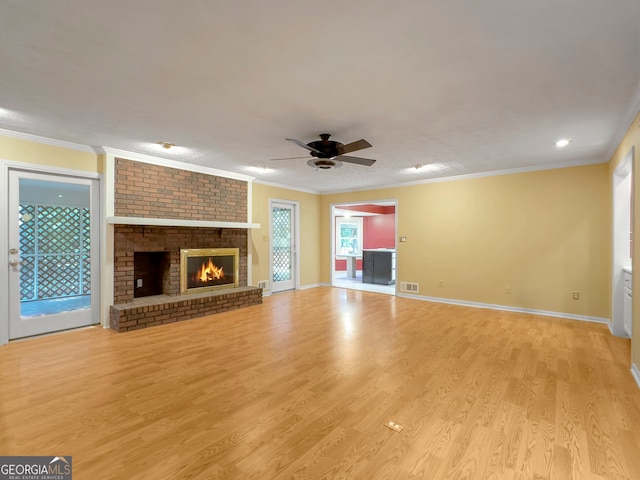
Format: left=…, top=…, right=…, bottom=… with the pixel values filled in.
left=272, top=207, right=292, bottom=282
left=19, top=204, right=91, bottom=301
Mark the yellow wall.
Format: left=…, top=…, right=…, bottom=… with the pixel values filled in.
left=0, top=133, right=100, bottom=172
left=608, top=111, right=640, bottom=366
left=323, top=164, right=611, bottom=318
left=250, top=183, right=323, bottom=289
left=1, top=131, right=614, bottom=325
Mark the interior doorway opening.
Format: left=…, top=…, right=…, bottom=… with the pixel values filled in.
left=331, top=200, right=397, bottom=295
left=612, top=147, right=634, bottom=337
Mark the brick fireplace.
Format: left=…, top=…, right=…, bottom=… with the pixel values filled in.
left=108, top=157, right=262, bottom=332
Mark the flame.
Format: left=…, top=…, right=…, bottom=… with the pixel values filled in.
left=196, top=257, right=224, bottom=283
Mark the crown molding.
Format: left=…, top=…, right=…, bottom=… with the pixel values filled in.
left=605, top=80, right=640, bottom=163
left=0, top=128, right=95, bottom=153
left=94, top=146, right=255, bottom=183
left=323, top=157, right=606, bottom=195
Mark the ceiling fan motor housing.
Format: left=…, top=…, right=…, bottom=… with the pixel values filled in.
left=307, top=133, right=343, bottom=158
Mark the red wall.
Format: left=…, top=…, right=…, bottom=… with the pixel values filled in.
left=363, top=214, right=396, bottom=249
left=335, top=213, right=395, bottom=271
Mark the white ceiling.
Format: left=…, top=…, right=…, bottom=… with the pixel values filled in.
left=1, top=1, right=639, bottom=194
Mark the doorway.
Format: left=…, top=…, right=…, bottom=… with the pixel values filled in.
left=5, top=169, right=100, bottom=340
left=612, top=147, right=634, bottom=337
left=270, top=199, right=299, bottom=293
left=331, top=201, right=397, bottom=295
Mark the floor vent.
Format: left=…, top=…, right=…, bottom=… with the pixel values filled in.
left=258, top=280, right=269, bottom=290
left=400, top=282, right=419, bottom=293
left=384, top=420, right=405, bottom=432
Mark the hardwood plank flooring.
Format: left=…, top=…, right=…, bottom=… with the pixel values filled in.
left=1, top=287, right=639, bottom=479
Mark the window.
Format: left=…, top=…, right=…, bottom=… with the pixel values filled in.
left=336, top=217, right=363, bottom=255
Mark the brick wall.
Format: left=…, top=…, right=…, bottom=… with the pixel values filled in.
left=114, top=158, right=247, bottom=222
left=113, top=225, right=248, bottom=304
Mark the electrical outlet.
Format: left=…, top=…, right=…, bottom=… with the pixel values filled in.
left=572, top=292, right=580, bottom=300
left=136, top=278, right=143, bottom=288
left=399, top=236, right=407, bottom=243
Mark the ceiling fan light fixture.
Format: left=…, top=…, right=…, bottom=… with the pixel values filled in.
left=307, top=158, right=342, bottom=170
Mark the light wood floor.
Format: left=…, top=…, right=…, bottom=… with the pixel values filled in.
left=1, top=287, right=640, bottom=479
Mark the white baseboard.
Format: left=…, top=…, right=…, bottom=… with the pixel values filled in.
left=395, top=293, right=609, bottom=325
left=299, top=283, right=331, bottom=290
left=632, top=363, right=640, bottom=390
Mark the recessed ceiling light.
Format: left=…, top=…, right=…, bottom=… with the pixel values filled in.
left=158, top=141, right=175, bottom=149
left=405, top=163, right=444, bottom=173
left=555, top=138, right=572, bottom=148
left=246, top=165, right=273, bottom=174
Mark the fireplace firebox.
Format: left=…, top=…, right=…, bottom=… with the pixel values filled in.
left=180, top=248, right=239, bottom=294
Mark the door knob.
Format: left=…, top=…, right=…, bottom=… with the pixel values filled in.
left=9, top=259, right=19, bottom=267
left=9, top=248, right=18, bottom=255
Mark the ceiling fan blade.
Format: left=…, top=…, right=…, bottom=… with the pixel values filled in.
left=338, top=139, right=372, bottom=155
left=269, top=155, right=310, bottom=161
left=336, top=155, right=376, bottom=166
left=286, top=138, right=323, bottom=154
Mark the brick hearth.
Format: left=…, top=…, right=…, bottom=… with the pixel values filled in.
left=110, top=287, right=262, bottom=332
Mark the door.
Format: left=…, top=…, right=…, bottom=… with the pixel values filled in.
left=8, top=170, right=100, bottom=339
left=270, top=201, right=297, bottom=293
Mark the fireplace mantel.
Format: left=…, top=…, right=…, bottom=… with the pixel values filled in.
left=107, top=216, right=260, bottom=229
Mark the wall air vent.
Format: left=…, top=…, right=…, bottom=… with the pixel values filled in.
left=400, top=282, right=419, bottom=293
left=258, top=280, right=269, bottom=290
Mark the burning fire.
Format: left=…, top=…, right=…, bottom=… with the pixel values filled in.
left=196, top=257, right=224, bottom=283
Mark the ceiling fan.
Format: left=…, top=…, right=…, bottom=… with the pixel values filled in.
left=272, top=134, right=376, bottom=170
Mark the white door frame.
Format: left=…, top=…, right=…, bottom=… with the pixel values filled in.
left=269, top=199, right=300, bottom=293
left=0, top=160, right=102, bottom=345
left=612, top=147, right=634, bottom=337
left=330, top=199, right=398, bottom=292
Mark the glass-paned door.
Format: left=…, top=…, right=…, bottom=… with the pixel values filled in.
left=8, top=170, right=100, bottom=339
left=271, top=202, right=296, bottom=293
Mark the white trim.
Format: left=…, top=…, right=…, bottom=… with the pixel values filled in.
left=607, top=320, right=615, bottom=335
left=300, top=283, right=331, bottom=290
left=395, top=293, right=609, bottom=324
left=605, top=80, right=640, bottom=163
left=106, top=216, right=260, bottom=229
left=0, top=160, right=104, bottom=344
left=0, top=128, right=95, bottom=153
left=631, top=363, right=640, bottom=389
left=0, top=159, right=101, bottom=180
left=246, top=180, right=254, bottom=287
left=330, top=198, right=398, bottom=290
left=0, top=163, right=102, bottom=344
left=0, top=163, right=8, bottom=345
left=269, top=199, right=300, bottom=293
left=324, top=158, right=606, bottom=194
left=611, top=147, right=635, bottom=337
left=95, top=146, right=255, bottom=183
